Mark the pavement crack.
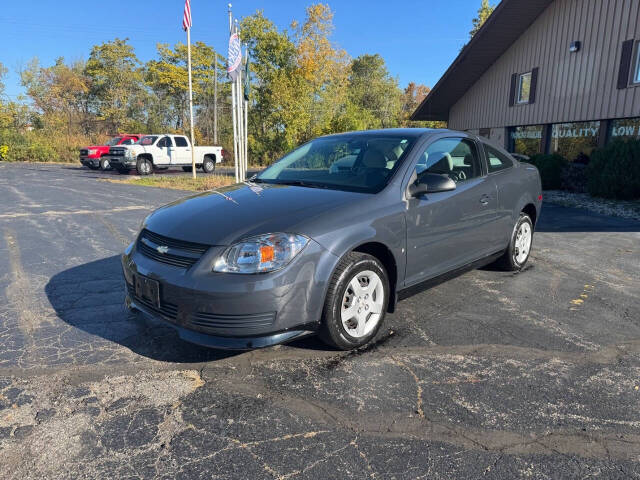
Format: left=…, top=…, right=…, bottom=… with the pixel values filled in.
left=390, top=356, right=425, bottom=419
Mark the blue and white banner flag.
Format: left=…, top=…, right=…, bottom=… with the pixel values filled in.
left=227, top=33, right=242, bottom=81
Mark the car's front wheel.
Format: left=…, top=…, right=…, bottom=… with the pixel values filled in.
left=320, top=252, right=389, bottom=350
left=136, top=157, right=153, bottom=176
left=99, top=157, right=111, bottom=170
left=495, top=213, right=533, bottom=271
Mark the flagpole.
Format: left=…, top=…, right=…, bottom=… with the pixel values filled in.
left=187, top=26, right=196, bottom=180
left=229, top=4, right=239, bottom=183
left=235, top=20, right=245, bottom=181
left=213, top=54, right=218, bottom=145
left=243, top=47, right=248, bottom=176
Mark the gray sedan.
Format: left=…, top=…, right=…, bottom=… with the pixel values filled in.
left=122, top=128, right=542, bottom=350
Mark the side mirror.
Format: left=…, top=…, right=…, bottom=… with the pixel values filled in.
left=409, top=172, right=456, bottom=197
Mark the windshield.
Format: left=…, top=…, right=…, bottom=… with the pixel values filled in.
left=257, top=134, right=415, bottom=193
left=105, top=137, right=122, bottom=146
left=138, top=136, right=158, bottom=146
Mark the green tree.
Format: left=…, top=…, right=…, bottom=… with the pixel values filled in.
left=85, top=38, right=144, bottom=132
left=145, top=41, right=219, bottom=131
left=240, top=11, right=299, bottom=162
left=348, top=54, right=403, bottom=129
left=469, top=0, right=495, bottom=38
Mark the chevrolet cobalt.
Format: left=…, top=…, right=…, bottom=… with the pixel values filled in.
left=122, top=129, right=542, bottom=350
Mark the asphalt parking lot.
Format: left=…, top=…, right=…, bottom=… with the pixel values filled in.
left=1, top=161, right=639, bottom=479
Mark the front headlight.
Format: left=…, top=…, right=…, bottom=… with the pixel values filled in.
left=125, top=149, right=133, bottom=159
left=213, top=233, right=309, bottom=274
left=88, top=149, right=97, bottom=155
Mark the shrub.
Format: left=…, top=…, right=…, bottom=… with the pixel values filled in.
left=525, top=153, right=568, bottom=190
left=561, top=162, right=588, bottom=193
left=0, top=145, right=8, bottom=160
left=587, top=139, right=640, bottom=200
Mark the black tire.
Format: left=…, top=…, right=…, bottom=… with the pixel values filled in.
left=99, top=157, right=111, bottom=171
left=494, top=213, right=534, bottom=271
left=202, top=156, right=216, bottom=173
left=136, top=157, right=153, bottom=176
left=319, top=252, right=389, bottom=350
left=182, top=166, right=193, bottom=172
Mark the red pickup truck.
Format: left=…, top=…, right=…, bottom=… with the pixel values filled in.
left=80, top=134, right=142, bottom=170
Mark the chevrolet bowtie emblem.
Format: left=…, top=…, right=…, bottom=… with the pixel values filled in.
left=156, top=245, right=169, bottom=254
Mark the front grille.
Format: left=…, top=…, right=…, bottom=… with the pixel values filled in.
left=189, top=311, right=276, bottom=331
left=127, top=283, right=178, bottom=321
left=137, top=229, right=209, bottom=269
left=110, top=148, right=125, bottom=156
left=80, top=149, right=88, bottom=156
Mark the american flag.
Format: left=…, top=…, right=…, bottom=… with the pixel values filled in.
left=182, top=0, right=192, bottom=31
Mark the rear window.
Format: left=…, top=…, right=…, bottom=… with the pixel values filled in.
left=485, top=145, right=514, bottom=173
left=175, top=136, right=189, bottom=147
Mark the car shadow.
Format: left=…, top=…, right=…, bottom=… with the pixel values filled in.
left=535, top=203, right=640, bottom=232
left=45, top=255, right=238, bottom=363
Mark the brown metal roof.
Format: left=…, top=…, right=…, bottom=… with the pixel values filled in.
left=411, top=0, right=554, bottom=121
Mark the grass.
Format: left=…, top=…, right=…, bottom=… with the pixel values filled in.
left=103, top=174, right=235, bottom=192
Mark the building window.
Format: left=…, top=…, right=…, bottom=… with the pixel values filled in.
left=551, top=121, right=600, bottom=162
left=508, top=125, right=543, bottom=156
left=609, top=117, right=640, bottom=141
left=634, top=42, right=640, bottom=84
left=517, top=72, right=532, bottom=104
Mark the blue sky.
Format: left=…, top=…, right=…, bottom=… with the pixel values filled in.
left=0, top=0, right=481, bottom=99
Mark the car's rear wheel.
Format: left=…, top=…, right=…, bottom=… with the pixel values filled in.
left=319, top=252, right=389, bottom=350
left=136, top=157, right=153, bottom=176
left=99, top=157, right=111, bottom=170
left=495, top=213, right=533, bottom=271
left=202, top=156, right=215, bottom=173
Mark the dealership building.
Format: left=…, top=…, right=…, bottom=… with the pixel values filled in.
left=412, top=0, right=640, bottom=160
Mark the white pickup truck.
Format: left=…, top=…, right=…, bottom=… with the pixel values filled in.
left=108, top=134, right=223, bottom=175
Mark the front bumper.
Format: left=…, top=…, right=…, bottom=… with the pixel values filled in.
left=108, top=156, right=134, bottom=168
left=121, top=238, right=338, bottom=349
left=80, top=156, right=100, bottom=167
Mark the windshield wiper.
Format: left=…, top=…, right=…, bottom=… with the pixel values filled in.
left=273, top=179, right=330, bottom=189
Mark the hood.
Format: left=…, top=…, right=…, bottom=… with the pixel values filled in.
left=143, top=183, right=365, bottom=246
left=85, top=145, right=109, bottom=150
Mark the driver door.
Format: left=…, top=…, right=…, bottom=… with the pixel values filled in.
left=155, top=136, right=172, bottom=165
left=404, top=137, right=498, bottom=286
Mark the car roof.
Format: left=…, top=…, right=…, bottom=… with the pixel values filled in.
left=318, top=128, right=468, bottom=141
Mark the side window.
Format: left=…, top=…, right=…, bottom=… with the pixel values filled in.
left=485, top=145, right=514, bottom=173
left=158, top=137, right=173, bottom=148
left=175, top=136, right=189, bottom=147
left=121, top=139, right=132, bottom=145
left=415, top=138, right=482, bottom=183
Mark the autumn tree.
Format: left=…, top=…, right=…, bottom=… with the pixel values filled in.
left=85, top=38, right=144, bottom=132
left=293, top=4, right=349, bottom=141
left=0, top=62, right=7, bottom=98
left=145, top=41, right=219, bottom=131
left=20, top=57, right=89, bottom=134
left=469, top=0, right=495, bottom=38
